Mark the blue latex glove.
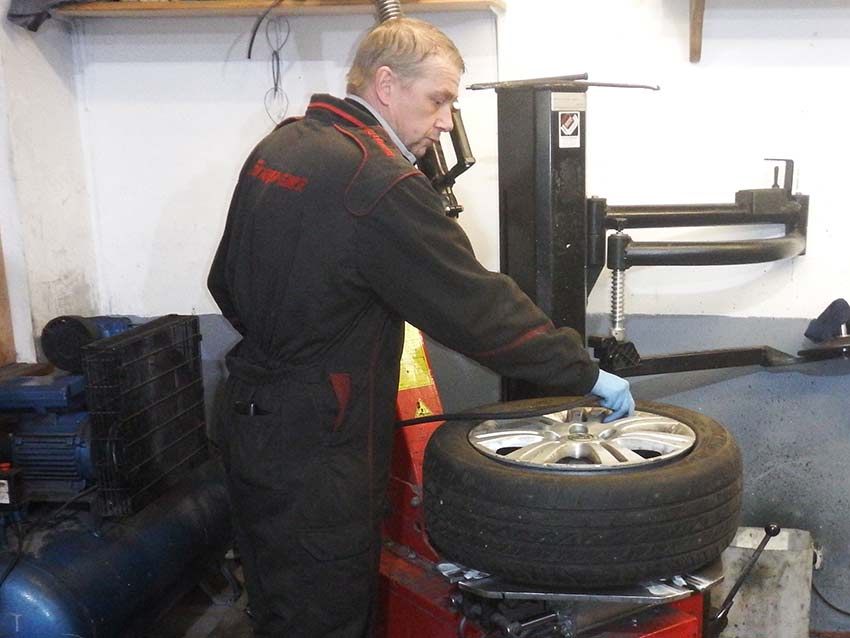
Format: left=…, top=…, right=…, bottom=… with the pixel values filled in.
left=591, top=369, right=635, bottom=422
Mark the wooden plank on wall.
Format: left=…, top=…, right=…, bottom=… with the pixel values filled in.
left=0, top=234, right=16, bottom=366
left=690, top=0, right=706, bottom=62
left=56, top=0, right=506, bottom=18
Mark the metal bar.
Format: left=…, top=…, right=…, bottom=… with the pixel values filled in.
left=610, top=204, right=742, bottom=212
left=471, top=78, right=658, bottom=92
left=574, top=80, right=660, bottom=91
left=469, top=73, right=588, bottom=91
left=616, top=347, right=799, bottom=377
left=624, top=231, right=806, bottom=267
left=606, top=205, right=797, bottom=228
left=458, top=560, right=722, bottom=603
left=715, top=526, right=777, bottom=618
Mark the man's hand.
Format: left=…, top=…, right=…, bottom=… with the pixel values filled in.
left=591, top=369, right=635, bottom=422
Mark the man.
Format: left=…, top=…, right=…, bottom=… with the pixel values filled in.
left=208, top=17, right=634, bottom=638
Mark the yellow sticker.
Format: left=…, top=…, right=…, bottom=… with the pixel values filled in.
left=398, top=323, right=436, bottom=391
left=415, top=399, right=433, bottom=417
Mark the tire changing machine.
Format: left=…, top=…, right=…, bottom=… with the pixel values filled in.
left=379, top=327, right=776, bottom=638
left=378, top=77, right=816, bottom=638
left=376, top=326, right=780, bottom=638
left=380, top=337, right=709, bottom=638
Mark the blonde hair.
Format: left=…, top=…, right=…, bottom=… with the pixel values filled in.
left=347, top=17, right=465, bottom=96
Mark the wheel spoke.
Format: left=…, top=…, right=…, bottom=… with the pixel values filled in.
left=612, top=431, right=694, bottom=453
left=601, top=442, right=648, bottom=464
left=604, top=416, right=682, bottom=434
left=470, top=429, right=547, bottom=453
left=587, top=442, right=628, bottom=466
left=506, top=440, right=575, bottom=464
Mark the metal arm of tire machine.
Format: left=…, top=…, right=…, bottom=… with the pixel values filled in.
left=591, top=161, right=811, bottom=376
left=482, top=75, right=817, bottom=400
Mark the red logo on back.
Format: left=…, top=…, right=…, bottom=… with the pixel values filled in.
left=249, top=159, right=308, bottom=192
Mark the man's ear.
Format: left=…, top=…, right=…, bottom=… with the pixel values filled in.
left=374, top=66, right=394, bottom=106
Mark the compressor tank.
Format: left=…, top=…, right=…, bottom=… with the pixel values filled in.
left=0, top=460, right=231, bottom=637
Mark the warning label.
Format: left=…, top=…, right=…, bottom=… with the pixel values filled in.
left=558, top=111, right=580, bottom=148
left=398, top=323, right=436, bottom=391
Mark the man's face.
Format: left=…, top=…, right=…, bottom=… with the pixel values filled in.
left=383, top=55, right=461, bottom=159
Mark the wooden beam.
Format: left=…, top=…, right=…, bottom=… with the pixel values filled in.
left=56, top=0, right=505, bottom=19
left=690, top=0, right=706, bottom=63
left=0, top=234, right=15, bottom=366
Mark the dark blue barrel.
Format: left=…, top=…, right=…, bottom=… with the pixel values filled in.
left=0, top=460, right=231, bottom=637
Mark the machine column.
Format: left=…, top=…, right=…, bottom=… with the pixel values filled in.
left=496, top=84, right=591, bottom=400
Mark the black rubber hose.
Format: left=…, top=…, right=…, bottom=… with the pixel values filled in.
left=396, top=395, right=599, bottom=427
left=0, top=484, right=99, bottom=592
left=0, top=518, right=24, bottom=590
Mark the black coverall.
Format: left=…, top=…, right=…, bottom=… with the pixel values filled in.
left=207, top=95, right=599, bottom=638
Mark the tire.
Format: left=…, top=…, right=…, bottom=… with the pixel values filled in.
left=422, top=398, right=742, bottom=588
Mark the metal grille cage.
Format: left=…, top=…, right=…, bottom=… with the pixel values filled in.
left=82, top=315, right=209, bottom=517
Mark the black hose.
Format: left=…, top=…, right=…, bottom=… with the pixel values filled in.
left=813, top=580, right=850, bottom=618
left=0, top=484, right=99, bottom=592
left=396, top=395, right=599, bottom=427
left=247, top=0, right=284, bottom=59
left=0, top=518, right=24, bottom=590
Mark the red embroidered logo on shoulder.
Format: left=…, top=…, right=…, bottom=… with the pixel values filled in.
left=249, top=159, right=308, bottom=192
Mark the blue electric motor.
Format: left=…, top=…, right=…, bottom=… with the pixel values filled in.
left=0, top=374, right=94, bottom=503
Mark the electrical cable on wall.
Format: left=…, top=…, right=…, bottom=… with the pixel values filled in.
left=246, top=0, right=290, bottom=125
left=263, top=16, right=290, bottom=124
left=246, top=0, right=282, bottom=59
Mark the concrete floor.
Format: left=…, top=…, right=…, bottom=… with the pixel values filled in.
left=150, top=564, right=253, bottom=638
left=151, top=591, right=250, bottom=638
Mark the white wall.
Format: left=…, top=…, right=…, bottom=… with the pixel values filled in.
left=73, top=11, right=499, bottom=316
left=0, top=1, right=101, bottom=359
left=0, top=34, right=34, bottom=361
left=4, top=0, right=849, bottom=347
left=497, top=0, right=850, bottom=319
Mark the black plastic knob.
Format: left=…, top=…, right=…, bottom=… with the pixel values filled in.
left=764, top=523, right=781, bottom=537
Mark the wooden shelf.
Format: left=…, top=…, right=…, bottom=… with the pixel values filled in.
left=55, top=0, right=504, bottom=18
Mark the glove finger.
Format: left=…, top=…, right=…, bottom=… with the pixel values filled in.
left=603, top=405, right=628, bottom=422
left=598, top=396, right=615, bottom=409
left=602, top=396, right=627, bottom=421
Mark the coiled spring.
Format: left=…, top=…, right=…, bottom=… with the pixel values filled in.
left=375, top=0, right=403, bottom=22
left=611, top=269, right=626, bottom=342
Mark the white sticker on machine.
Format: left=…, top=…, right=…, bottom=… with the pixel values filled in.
left=0, top=480, right=9, bottom=504
left=558, top=111, right=581, bottom=148
left=551, top=93, right=586, bottom=111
